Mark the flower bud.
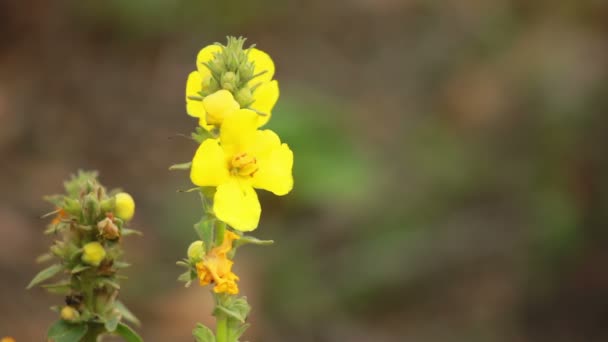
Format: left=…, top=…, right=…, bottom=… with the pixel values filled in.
left=187, top=240, right=205, bottom=262
left=97, top=217, right=120, bottom=240
left=63, top=197, right=81, bottom=216
left=81, top=242, right=106, bottom=267
left=238, top=62, right=254, bottom=82
left=60, top=306, right=80, bottom=322
left=114, top=192, right=135, bottom=221
left=221, top=71, right=238, bottom=92
left=234, top=87, right=254, bottom=107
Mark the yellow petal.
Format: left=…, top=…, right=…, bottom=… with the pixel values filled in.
left=248, top=48, right=275, bottom=85
left=219, top=109, right=259, bottom=156
left=197, top=45, right=222, bottom=76
left=203, top=90, right=240, bottom=126
left=190, top=139, right=230, bottom=186
left=214, top=180, right=261, bottom=231
left=252, top=133, right=294, bottom=196
left=186, top=71, right=205, bottom=118
left=251, top=80, right=279, bottom=127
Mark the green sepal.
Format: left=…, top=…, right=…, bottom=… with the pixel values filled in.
left=228, top=235, right=274, bottom=259
left=47, top=320, right=88, bottom=342
left=114, top=323, right=143, bottom=342
left=70, top=264, right=91, bottom=274
left=177, top=270, right=194, bottom=288
left=41, top=281, right=72, bottom=295
left=115, top=301, right=141, bottom=326
left=121, top=228, right=143, bottom=236
left=27, top=263, right=63, bottom=289
left=36, top=252, right=54, bottom=263
left=169, top=162, right=192, bottom=171
left=193, top=323, right=216, bottom=342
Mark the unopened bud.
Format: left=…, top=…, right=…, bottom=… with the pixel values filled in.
left=187, top=241, right=205, bottom=262
left=97, top=217, right=120, bottom=240
left=221, top=71, right=238, bottom=92
left=63, top=197, right=81, bottom=216
left=60, top=306, right=80, bottom=322
left=81, top=242, right=106, bottom=267
left=114, top=192, right=135, bottom=221
left=234, top=87, right=254, bottom=107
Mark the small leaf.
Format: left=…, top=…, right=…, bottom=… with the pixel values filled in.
left=176, top=260, right=191, bottom=268
left=104, top=314, right=120, bottom=332
left=27, top=264, right=63, bottom=289
left=121, top=228, right=143, bottom=236
left=215, top=297, right=251, bottom=323
left=194, top=217, right=214, bottom=253
left=47, top=320, right=88, bottom=342
left=193, top=323, right=216, bottom=342
left=42, top=281, right=72, bottom=295
left=71, top=264, right=91, bottom=274
left=113, top=261, right=131, bottom=269
left=36, top=253, right=54, bottom=263
left=114, top=323, right=143, bottom=342
left=115, top=301, right=141, bottom=326
left=99, top=278, right=121, bottom=290
left=169, top=162, right=192, bottom=171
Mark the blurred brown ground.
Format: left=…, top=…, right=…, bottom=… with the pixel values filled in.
left=1, top=1, right=608, bottom=341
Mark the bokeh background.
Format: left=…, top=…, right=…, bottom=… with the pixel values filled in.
left=2, top=1, right=608, bottom=341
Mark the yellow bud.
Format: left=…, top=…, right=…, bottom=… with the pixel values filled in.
left=114, top=192, right=135, bottom=221
left=81, top=242, right=106, bottom=267
left=203, top=90, right=240, bottom=126
left=187, top=241, right=205, bottom=262
left=60, top=306, right=80, bottom=322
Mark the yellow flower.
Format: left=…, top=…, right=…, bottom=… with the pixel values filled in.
left=114, top=192, right=135, bottom=221
left=196, top=231, right=240, bottom=295
left=190, top=109, right=293, bottom=231
left=81, top=242, right=106, bottom=267
left=185, top=41, right=279, bottom=130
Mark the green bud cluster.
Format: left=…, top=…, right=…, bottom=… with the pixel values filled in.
left=28, top=171, right=142, bottom=341
left=200, top=36, right=261, bottom=108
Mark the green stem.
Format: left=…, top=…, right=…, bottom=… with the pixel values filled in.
left=82, top=323, right=105, bottom=342
left=215, top=313, right=228, bottom=342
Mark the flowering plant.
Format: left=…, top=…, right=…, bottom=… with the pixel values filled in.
left=173, top=36, right=293, bottom=342
left=28, top=171, right=142, bottom=342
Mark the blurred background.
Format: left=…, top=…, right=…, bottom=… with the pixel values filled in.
left=1, top=1, right=608, bottom=341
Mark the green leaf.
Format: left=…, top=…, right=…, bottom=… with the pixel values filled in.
left=99, top=278, right=121, bottom=290
left=71, top=264, right=91, bottom=274
left=42, top=281, right=72, bottom=295
left=115, top=301, right=141, bottom=326
left=215, top=297, right=250, bottom=323
left=169, top=161, right=192, bottom=171
left=193, top=323, right=216, bottom=342
left=230, top=235, right=274, bottom=258
left=27, top=264, right=63, bottom=289
left=114, top=323, right=143, bottom=342
left=121, top=228, right=143, bottom=236
left=228, top=322, right=250, bottom=342
left=113, top=261, right=131, bottom=269
left=104, top=314, right=120, bottom=332
left=36, top=252, right=54, bottom=263
left=194, top=217, right=215, bottom=253
left=47, top=320, right=88, bottom=342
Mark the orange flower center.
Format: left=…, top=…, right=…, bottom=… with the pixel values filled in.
left=230, top=152, right=258, bottom=177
